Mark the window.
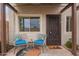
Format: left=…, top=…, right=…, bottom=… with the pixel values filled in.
left=19, top=17, right=40, bottom=32
left=66, top=16, right=72, bottom=32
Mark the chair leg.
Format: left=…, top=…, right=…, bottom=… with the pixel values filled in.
left=41, top=45, right=44, bottom=53
left=14, top=47, right=15, bottom=54
left=43, top=44, right=47, bottom=53
left=14, top=47, right=16, bottom=54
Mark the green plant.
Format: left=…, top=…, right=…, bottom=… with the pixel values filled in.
left=65, top=38, right=72, bottom=49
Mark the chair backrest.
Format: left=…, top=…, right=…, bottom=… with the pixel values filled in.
left=21, top=34, right=28, bottom=40
left=37, top=34, right=47, bottom=45
left=16, top=35, right=21, bottom=40
left=38, top=34, right=47, bottom=39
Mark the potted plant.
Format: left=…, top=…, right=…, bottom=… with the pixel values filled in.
left=65, top=38, right=72, bottom=50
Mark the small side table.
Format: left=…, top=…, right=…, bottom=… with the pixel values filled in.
left=28, top=40, right=34, bottom=49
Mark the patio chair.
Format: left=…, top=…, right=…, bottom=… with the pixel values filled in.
left=34, top=34, right=47, bottom=53
left=14, top=35, right=29, bottom=53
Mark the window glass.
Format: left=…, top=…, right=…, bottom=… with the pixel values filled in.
left=30, top=17, right=40, bottom=31
left=24, top=18, right=30, bottom=31
left=19, top=17, right=40, bottom=32
left=66, top=16, right=72, bottom=32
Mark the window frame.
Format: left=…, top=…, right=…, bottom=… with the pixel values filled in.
left=66, top=16, right=72, bottom=32
left=19, top=16, right=40, bottom=32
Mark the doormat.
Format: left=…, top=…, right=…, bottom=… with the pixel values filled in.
left=25, top=48, right=41, bottom=56
left=48, top=45, right=61, bottom=49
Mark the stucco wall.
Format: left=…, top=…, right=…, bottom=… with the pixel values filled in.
left=61, top=7, right=79, bottom=45
left=61, top=7, right=72, bottom=45
left=6, top=6, right=16, bottom=45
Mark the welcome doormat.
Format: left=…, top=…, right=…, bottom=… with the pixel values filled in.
left=48, top=45, right=61, bottom=49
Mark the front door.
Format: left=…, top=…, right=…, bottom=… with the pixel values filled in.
left=46, top=15, right=61, bottom=45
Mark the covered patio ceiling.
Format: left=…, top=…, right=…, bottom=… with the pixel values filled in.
left=10, top=3, right=68, bottom=6
left=9, top=3, right=68, bottom=13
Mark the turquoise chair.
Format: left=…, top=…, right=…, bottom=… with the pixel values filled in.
left=14, top=36, right=29, bottom=53
left=15, top=36, right=28, bottom=45
left=34, top=34, right=47, bottom=52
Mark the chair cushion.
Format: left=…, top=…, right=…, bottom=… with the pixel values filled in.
left=16, top=39, right=28, bottom=45
left=34, top=39, right=44, bottom=45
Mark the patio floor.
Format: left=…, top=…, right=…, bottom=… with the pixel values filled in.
left=6, top=46, right=73, bottom=56
left=40, top=46, right=73, bottom=56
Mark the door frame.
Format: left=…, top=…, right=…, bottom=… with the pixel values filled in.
left=46, top=14, right=61, bottom=45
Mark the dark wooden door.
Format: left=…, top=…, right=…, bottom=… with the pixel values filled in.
left=46, top=15, right=61, bottom=45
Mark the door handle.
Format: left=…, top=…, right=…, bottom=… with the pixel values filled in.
left=49, top=32, right=52, bottom=34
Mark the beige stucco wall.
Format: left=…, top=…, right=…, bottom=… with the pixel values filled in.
left=8, top=12, right=15, bottom=45
left=6, top=6, right=16, bottom=45
left=61, top=7, right=79, bottom=45
left=61, top=7, right=72, bottom=45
